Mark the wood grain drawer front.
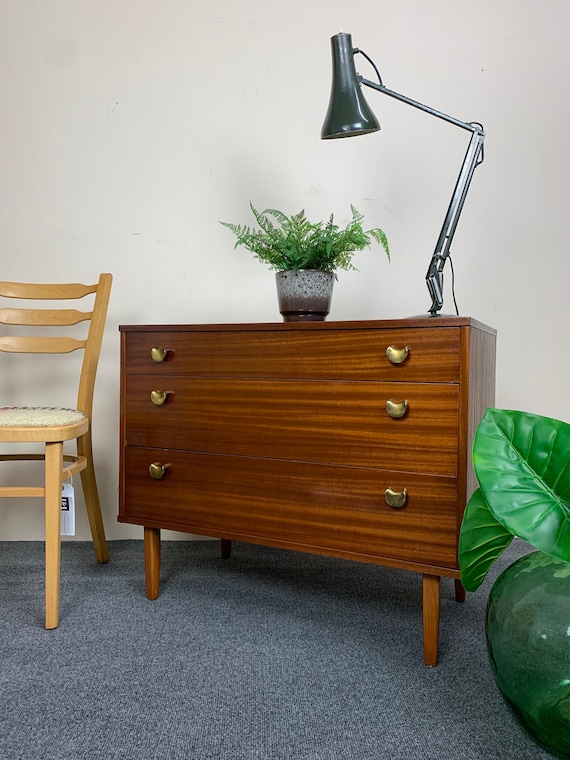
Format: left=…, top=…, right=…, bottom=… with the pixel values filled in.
left=124, top=327, right=460, bottom=382
left=124, top=377, right=459, bottom=476
left=121, top=448, right=459, bottom=568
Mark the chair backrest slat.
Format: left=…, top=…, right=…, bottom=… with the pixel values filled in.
left=0, top=336, right=86, bottom=354
left=0, top=282, right=97, bottom=300
left=0, top=308, right=92, bottom=327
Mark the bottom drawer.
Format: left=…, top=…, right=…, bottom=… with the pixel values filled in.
left=120, top=447, right=460, bottom=568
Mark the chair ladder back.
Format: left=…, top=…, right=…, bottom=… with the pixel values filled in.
left=0, top=279, right=100, bottom=356
left=0, top=273, right=112, bottom=409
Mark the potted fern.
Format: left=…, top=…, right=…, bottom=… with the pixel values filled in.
left=459, top=407, right=570, bottom=759
left=220, top=203, right=389, bottom=321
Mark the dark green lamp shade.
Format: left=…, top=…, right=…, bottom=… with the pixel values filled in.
left=321, top=32, right=381, bottom=139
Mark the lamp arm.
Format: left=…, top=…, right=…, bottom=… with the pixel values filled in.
left=426, top=129, right=485, bottom=313
left=359, top=77, right=479, bottom=133
left=360, top=77, right=485, bottom=315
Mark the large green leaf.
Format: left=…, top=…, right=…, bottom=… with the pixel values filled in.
left=459, top=488, right=514, bottom=591
left=473, top=408, right=570, bottom=562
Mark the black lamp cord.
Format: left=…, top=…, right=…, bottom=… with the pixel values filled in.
left=448, top=255, right=459, bottom=315
left=353, top=48, right=383, bottom=85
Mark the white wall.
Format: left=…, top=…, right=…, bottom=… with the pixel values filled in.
left=1, top=0, right=568, bottom=540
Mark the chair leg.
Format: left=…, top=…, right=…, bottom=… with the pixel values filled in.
left=78, top=432, right=109, bottom=564
left=45, top=441, right=63, bottom=629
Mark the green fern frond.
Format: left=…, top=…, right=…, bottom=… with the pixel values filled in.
left=220, top=203, right=390, bottom=273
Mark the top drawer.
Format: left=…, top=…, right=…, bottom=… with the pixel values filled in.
left=122, top=327, right=460, bottom=382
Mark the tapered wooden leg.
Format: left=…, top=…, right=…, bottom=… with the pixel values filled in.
left=45, top=441, right=63, bottom=629
left=220, top=539, right=232, bottom=559
left=454, top=578, right=466, bottom=602
left=144, top=526, right=161, bottom=600
left=78, top=431, right=109, bottom=564
left=422, top=573, right=441, bottom=667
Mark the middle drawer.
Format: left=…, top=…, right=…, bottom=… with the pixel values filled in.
left=124, top=376, right=459, bottom=476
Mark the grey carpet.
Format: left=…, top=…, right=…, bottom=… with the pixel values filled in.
left=0, top=538, right=554, bottom=760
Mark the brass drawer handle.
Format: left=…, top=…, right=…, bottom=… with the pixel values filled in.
left=385, top=399, right=408, bottom=419
left=386, top=345, right=410, bottom=365
left=385, top=487, right=408, bottom=509
left=150, top=390, right=172, bottom=406
left=151, top=347, right=171, bottom=363
left=149, top=462, right=171, bottom=480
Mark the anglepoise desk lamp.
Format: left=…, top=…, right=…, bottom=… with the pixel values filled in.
left=321, top=32, right=485, bottom=316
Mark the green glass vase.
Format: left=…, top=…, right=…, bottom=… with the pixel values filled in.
left=486, top=550, right=570, bottom=759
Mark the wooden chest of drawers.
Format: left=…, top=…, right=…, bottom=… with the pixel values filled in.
left=119, top=317, right=496, bottom=665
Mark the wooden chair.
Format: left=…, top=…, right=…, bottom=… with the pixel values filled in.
left=0, top=274, right=113, bottom=628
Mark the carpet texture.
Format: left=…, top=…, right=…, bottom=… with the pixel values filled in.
left=0, top=538, right=554, bottom=760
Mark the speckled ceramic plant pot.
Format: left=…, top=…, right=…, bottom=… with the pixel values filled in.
left=275, top=270, right=334, bottom=322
